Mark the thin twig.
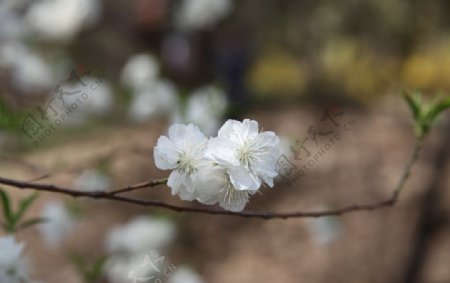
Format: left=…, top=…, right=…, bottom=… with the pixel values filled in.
left=27, top=174, right=51, bottom=182
left=0, top=138, right=425, bottom=219
left=391, top=135, right=424, bottom=201
left=106, top=178, right=168, bottom=196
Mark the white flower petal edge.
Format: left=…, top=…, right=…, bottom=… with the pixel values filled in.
left=206, top=119, right=281, bottom=191
left=154, top=124, right=208, bottom=200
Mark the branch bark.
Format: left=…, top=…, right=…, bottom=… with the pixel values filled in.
left=0, top=137, right=424, bottom=220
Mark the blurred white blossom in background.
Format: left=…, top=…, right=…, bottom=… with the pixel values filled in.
left=10, top=46, right=55, bottom=92
left=0, top=0, right=104, bottom=97
left=74, top=169, right=111, bottom=192
left=308, top=210, right=342, bottom=246
left=167, top=266, right=205, bottom=283
left=25, top=0, right=101, bottom=42
left=0, top=43, right=55, bottom=92
left=0, top=236, right=29, bottom=283
left=0, top=1, right=26, bottom=43
left=121, top=54, right=160, bottom=90
left=128, top=80, right=178, bottom=122
left=106, top=216, right=176, bottom=254
left=174, top=0, right=233, bottom=31
left=172, top=85, right=228, bottom=136
left=123, top=54, right=180, bottom=122
left=104, top=216, right=176, bottom=283
left=38, top=201, right=77, bottom=248
left=46, top=77, right=114, bottom=125
left=123, top=54, right=229, bottom=128
left=105, top=252, right=163, bottom=283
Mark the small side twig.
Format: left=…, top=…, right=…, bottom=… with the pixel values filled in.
left=391, top=136, right=424, bottom=201
left=106, top=178, right=168, bottom=196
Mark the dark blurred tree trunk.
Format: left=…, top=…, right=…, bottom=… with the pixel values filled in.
left=402, top=117, right=450, bottom=283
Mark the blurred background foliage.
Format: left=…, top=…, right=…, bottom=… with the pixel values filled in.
left=1, top=0, right=450, bottom=145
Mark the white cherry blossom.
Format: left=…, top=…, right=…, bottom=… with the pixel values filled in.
left=206, top=119, right=280, bottom=191
left=154, top=119, right=280, bottom=211
left=154, top=124, right=208, bottom=200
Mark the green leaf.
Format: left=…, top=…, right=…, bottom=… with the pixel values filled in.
left=69, top=253, right=108, bottom=283
left=86, top=256, right=108, bottom=283
left=424, top=95, right=450, bottom=125
left=403, top=92, right=421, bottom=121
left=13, top=192, right=39, bottom=226
left=16, top=217, right=47, bottom=231
left=0, top=189, right=40, bottom=233
left=0, top=188, right=13, bottom=225
left=0, top=97, right=24, bottom=131
left=404, top=91, right=450, bottom=138
left=69, top=253, right=87, bottom=279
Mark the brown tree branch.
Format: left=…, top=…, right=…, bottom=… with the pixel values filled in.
left=0, top=137, right=424, bottom=219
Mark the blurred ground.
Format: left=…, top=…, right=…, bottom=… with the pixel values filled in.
left=1, top=99, right=449, bottom=283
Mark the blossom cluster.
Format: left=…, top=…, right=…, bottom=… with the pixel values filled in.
left=154, top=119, right=281, bottom=212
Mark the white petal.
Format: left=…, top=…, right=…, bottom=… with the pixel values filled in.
left=242, top=119, right=259, bottom=139
left=154, top=136, right=178, bottom=170
left=186, top=124, right=208, bottom=144
left=260, top=173, right=275, bottom=187
left=192, top=166, right=228, bottom=205
left=167, top=171, right=182, bottom=195
left=253, top=160, right=278, bottom=178
left=167, top=171, right=196, bottom=201
left=217, top=119, right=241, bottom=139
left=205, top=137, right=238, bottom=165
left=178, top=188, right=197, bottom=201
left=258, top=130, right=277, bottom=141
left=171, top=123, right=207, bottom=149
left=229, top=166, right=261, bottom=191
left=219, top=188, right=250, bottom=212
left=168, top=123, right=188, bottom=140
